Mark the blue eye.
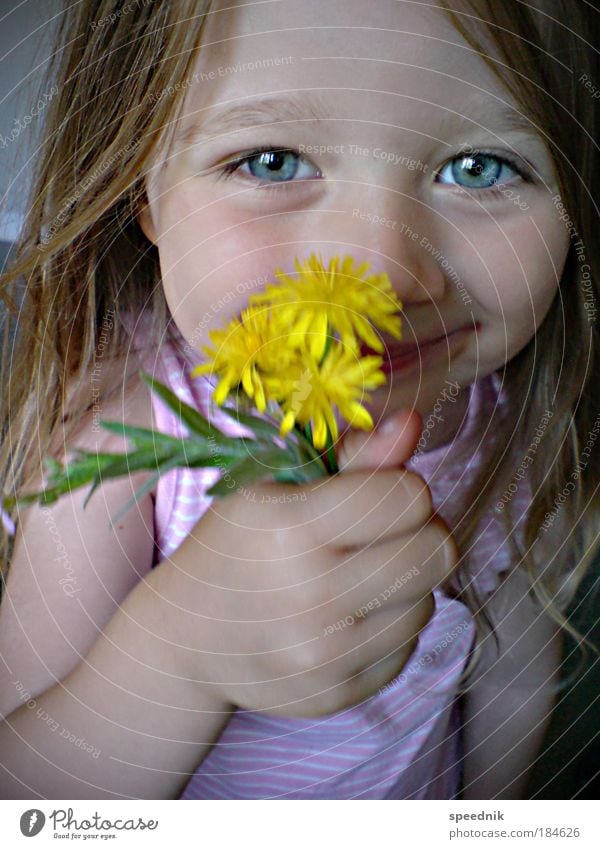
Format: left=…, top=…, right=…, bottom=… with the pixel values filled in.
left=437, top=153, right=520, bottom=189
left=224, top=148, right=321, bottom=183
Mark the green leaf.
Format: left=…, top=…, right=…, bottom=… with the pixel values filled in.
left=9, top=368, right=332, bottom=514
left=272, top=460, right=327, bottom=485
left=3, top=492, right=38, bottom=510
left=10, top=453, right=122, bottom=508
left=104, top=471, right=163, bottom=525
left=43, top=456, right=64, bottom=477
left=140, top=373, right=236, bottom=445
left=221, top=408, right=283, bottom=442
left=99, top=420, right=193, bottom=448
left=206, top=449, right=302, bottom=497
left=12, top=438, right=246, bottom=510
left=322, top=430, right=339, bottom=475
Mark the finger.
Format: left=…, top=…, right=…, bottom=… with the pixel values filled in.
left=307, top=468, right=432, bottom=548
left=337, top=409, right=422, bottom=472
left=323, top=516, right=458, bottom=609
left=243, top=595, right=436, bottom=717
left=316, top=595, right=435, bottom=709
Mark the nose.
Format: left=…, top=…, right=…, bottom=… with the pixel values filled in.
left=345, top=190, right=446, bottom=305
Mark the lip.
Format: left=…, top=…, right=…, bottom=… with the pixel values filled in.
left=362, top=327, right=474, bottom=376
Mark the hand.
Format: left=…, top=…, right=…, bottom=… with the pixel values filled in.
left=161, top=409, right=457, bottom=717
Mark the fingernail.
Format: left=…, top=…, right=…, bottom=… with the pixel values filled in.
left=378, top=417, right=398, bottom=436
left=378, top=412, right=406, bottom=436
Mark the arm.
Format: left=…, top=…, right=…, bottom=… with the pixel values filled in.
left=0, top=404, right=457, bottom=798
left=460, top=567, right=563, bottom=799
left=0, top=557, right=231, bottom=799
left=0, top=379, right=230, bottom=799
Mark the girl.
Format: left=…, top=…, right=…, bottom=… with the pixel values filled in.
left=0, top=0, right=598, bottom=800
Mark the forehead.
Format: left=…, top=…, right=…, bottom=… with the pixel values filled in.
left=177, top=0, right=517, bottom=130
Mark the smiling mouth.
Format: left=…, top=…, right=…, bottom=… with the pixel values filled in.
left=361, top=327, right=473, bottom=375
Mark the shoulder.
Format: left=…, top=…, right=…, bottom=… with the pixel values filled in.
left=470, top=564, right=562, bottom=691
left=64, top=354, right=157, bottom=452
left=57, top=345, right=165, bottom=481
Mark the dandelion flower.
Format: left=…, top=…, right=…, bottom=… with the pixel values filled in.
left=191, top=305, right=293, bottom=411
left=264, top=343, right=386, bottom=449
left=192, top=253, right=401, bottom=453
left=251, top=253, right=402, bottom=358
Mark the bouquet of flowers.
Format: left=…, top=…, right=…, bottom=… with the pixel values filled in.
left=3, top=254, right=402, bottom=521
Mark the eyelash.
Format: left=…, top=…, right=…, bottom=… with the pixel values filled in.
left=215, top=145, right=533, bottom=194
left=435, top=149, right=533, bottom=195
left=217, top=146, right=321, bottom=185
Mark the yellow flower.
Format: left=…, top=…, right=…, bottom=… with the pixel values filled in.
left=191, top=253, right=401, bottom=452
left=191, top=305, right=293, bottom=411
left=264, top=342, right=386, bottom=449
left=250, top=253, right=402, bottom=359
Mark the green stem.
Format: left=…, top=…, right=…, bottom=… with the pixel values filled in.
left=322, top=430, right=339, bottom=475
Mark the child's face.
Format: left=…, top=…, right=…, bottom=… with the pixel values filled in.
left=140, top=0, right=569, bottom=428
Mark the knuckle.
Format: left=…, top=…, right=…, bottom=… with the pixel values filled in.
left=399, top=471, right=433, bottom=521
left=289, top=636, right=331, bottom=676
left=308, top=642, right=333, bottom=672
left=300, top=555, right=337, bottom=603
left=301, top=489, right=337, bottom=546
left=443, top=531, right=460, bottom=576
left=429, top=516, right=459, bottom=579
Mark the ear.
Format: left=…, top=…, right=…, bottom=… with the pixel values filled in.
left=137, top=195, right=157, bottom=244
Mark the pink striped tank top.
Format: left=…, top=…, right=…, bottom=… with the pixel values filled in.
left=140, top=329, right=517, bottom=799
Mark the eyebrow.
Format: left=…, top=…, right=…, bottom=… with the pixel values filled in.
left=437, top=99, right=543, bottom=144
left=174, top=93, right=331, bottom=148
left=174, top=91, right=544, bottom=150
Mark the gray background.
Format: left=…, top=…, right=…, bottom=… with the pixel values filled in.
left=0, top=0, right=59, bottom=244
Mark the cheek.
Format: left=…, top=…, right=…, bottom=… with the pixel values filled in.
left=154, top=190, right=299, bottom=348
left=455, top=217, right=567, bottom=348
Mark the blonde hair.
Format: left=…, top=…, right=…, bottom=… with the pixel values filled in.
left=438, top=1, right=600, bottom=651
left=0, top=0, right=214, bottom=569
left=1, top=1, right=598, bottom=652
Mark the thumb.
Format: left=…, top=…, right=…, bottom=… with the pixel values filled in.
left=337, top=409, right=422, bottom=472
